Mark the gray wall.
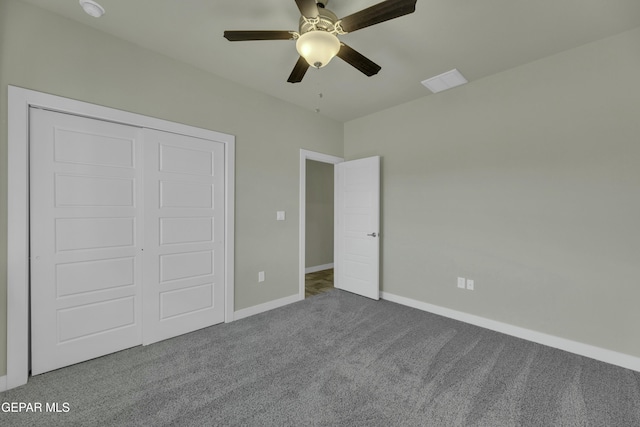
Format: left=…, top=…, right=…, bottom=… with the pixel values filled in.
left=0, top=0, right=343, bottom=376
left=305, top=160, right=334, bottom=269
left=344, top=28, right=640, bottom=358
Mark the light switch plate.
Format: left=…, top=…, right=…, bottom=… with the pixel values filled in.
left=457, top=277, right=466, bottom=289
left=466, top=279, right=474, bottom=290
left=258, top=271, right=265, bottom=282
left=277, top=211, right=286, bottom=221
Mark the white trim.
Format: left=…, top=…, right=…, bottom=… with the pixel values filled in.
left=6, top=86, right=236, bottom=390
left=7, top=86, right=30, bottom=390
left=0, top=375, right=7, bottom=392
left=299, top=150, right=343, bottom=301
left=305, top=263, right=334, bottom=274
left=233, top=294, right=301, bottom=321
left=381, top=291, right=640, bottom=372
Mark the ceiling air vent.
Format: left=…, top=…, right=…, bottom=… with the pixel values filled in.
left=421, top=69, right=468, bottom=93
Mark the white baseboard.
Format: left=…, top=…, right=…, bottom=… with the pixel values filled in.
left=234, top=293, right=301, bottom=321
left=0, top=375, right=7, bottom=392
left=381, top=292, right=640, bottom=372
left=305, top=263, right=334, bottom=274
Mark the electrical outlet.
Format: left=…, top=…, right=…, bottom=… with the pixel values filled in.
left=457, top=277, right=466, bottom=289
left=466, top=279, right=474, bottom=290
left=258, top=271, right=265, bottom=283
left=277, top=211, right=286, bottom=221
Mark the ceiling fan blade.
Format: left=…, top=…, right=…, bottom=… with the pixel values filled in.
left=339, top=0, right=417, bottom=33
left=288, top=56, right=310, bottom=83
left=223, top=30, right=294, bottom=41
left=295, top=0, right=319, bottom=18
left=336, top=43, right=381, bottom=77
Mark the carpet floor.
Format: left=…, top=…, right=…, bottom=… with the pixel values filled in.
left=1, top=290, right=639, bottom=426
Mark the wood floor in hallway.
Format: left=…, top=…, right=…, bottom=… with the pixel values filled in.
left=305, top=268, right=334, bottom=298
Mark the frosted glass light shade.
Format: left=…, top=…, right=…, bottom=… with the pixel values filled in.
left=296, top=31, right=340, bottom=69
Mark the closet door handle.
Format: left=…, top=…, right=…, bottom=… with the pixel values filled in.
left=367, top=232, right=377, bottom=237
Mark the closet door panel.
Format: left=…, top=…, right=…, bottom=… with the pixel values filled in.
left=30, top=108, right=144, bottom=375
left=142, top=128, right=225, bottom=345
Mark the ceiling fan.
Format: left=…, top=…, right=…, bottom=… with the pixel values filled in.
left=223, top=0, right=417, bottom=83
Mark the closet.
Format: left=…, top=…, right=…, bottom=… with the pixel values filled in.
left=30, top=108, right=225, bottom=374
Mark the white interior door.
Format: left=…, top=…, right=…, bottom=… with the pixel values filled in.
left=334, top=156, right=380, bottom=300
left=142, top=129, right=225, bottom=345
left=30, top=108, right=144, bottom=375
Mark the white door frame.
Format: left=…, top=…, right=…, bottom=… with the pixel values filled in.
left=6, top=86, right=235, bottom=390
left=298, top=149, right=343, bottom=300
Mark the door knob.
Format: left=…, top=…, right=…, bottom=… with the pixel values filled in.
left=367, top=232, right=377, bottom=237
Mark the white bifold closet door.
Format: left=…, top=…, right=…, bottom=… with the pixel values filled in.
left=30, top=109, right=145, bottom=375
left=142, top=129, right=225, bottom=345
left=30, top=109, right=225, bottom=375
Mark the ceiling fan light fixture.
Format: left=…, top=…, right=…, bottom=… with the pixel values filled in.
left=296, top=31, right=340, bottom=69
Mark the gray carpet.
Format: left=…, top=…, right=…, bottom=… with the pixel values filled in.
left=2, top=289, right=639, bottom=426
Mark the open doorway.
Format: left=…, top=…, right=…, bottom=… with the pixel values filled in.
left=305, top=159, right=335, bottom=297
left=298, top=150, right=343, bottom=300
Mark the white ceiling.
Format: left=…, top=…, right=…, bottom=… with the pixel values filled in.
left=18, top=0, right=640, bottom=122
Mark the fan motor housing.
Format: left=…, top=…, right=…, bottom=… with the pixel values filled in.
left=298, top=8, right=340, bottom=35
